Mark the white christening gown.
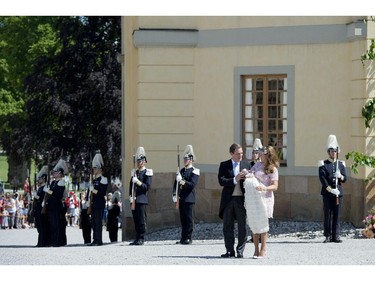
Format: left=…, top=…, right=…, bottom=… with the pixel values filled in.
left=243, top=174, right=269, bottom=234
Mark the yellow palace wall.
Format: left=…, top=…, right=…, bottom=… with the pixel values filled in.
left=121, top=16, right=375, bottom=239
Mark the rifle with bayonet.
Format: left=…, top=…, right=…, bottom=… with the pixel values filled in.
left=41, top=156, right=50, bottom=215
left=87, top=153, right=94, bottom=215
left=131, top=154, right=136, bottom=210
left=174, top=145, right=181, bottom=209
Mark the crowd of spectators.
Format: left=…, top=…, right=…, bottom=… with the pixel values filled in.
left=0, top=189, right=121, bottom=231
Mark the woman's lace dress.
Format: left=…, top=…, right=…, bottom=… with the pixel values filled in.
left=244, top=162, right=278, bottom=234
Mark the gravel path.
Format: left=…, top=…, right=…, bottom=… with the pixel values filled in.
left=0, top=220, right=373, bottom=280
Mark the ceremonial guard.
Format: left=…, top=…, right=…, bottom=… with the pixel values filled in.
left=129, top=147, right=153, bottom=245
left=89, top=152, right=108, bottom=246
left=44, top=159, right=68, bottom=247
left=106, top=190, right=121, bottom=243
left=319, top=135, right=347, bottom=243
left=80, top=187, right=92, bottom=245
left=33, top=165, right=51, bottom=247
left=173, top=145, right=199, bottom=245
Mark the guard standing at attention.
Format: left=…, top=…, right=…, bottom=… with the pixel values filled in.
left=319, top=134, right=347, bottom=243
left=45, top=159, right=68, bottom=247
left=89, top=151, right=108, bottom=246
left=129, top=147, right=153, bottom=245
left=33, top=165, right=51, bottom=247
left=173, top=145, right=200, bottom=245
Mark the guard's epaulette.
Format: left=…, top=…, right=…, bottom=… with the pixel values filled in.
left=146, top=169, right=153, bottom=176
left=100, top=176, right=108, bottom=185
left=340, top=160, right=346, bottom=167
left=58, top=179, right=65, bottom=187
left=193, top=168, right=200, bottom=176
left=318, top=160, right=324, bottom=167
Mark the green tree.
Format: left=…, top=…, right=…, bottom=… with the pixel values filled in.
left=22, top=16, right=122, bottom=178
left=0, top=16, right=60, bottom=180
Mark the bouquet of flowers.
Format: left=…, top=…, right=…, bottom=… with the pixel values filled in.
left=362, top=207, right=375, bottom=239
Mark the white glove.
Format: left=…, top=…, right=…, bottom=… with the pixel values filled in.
left=43, top=186, right=49, bottom=192
left=32, top=191, right=37, bottom=198
left=131, top=169, right=135, bottom=177
left=89, top=185, right=94, bottom=191
left=331, top=188, right=340, bottom=196
left=179, top=180, right=186, bottom=186
left=172, top=195, right=177, bottom=203
left=132, top=176, right=139, bottom=184
left=176, top=173, right=182, bottom=182
left=129, top=196, right=133, bottom=203
left=334, top=170, right=343, bottom=179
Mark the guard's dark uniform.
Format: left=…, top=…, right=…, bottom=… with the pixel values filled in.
left=90, top=176, right=107, bottom=245
left=129, top=167, right=152, bottom=244
left=319, top=158, right=347, bottom=241
left=46, top=178, right=66, bottom=247
left=107, top=203, right=120, bottom=242
left=80, top=188, right=92, bottom=244
left=173, top=166, right=199, bottom=244
left=34, top=184, right=51, bottom=247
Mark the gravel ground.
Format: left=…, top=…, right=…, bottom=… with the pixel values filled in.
left=0, top=220, right=373, bottom=280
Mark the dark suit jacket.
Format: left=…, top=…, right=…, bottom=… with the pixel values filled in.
left=218, top=159, right=251, bottom=219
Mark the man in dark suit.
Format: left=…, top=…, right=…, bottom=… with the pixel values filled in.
left=218, top=143, right=251, bottom=258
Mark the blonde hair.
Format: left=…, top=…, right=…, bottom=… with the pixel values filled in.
left=263, top=146, right=280, bottom=174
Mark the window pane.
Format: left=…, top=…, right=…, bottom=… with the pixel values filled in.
left=268, top=92, right=277, bottom=104
left=245, top=106, right=252, bottom=118
left=255, top=92, right=263, bottom=104
left=245, top=133, right=253, bottom=146
left=278, top=120, right=283, bottom=130
left=245, top=92, right=252, bottom=104
left=245, top=119, right=253, bottom=131
left=257, top=106, right=263, bottom=118
left=268, top=78, right=277, bottom=90
left=268, top=106, right=277, bottom=118
left=268, top=120, right=276, bottom=130
left=257, top=120, right=263, bottom=130
left=256, top=78, right=263, bottom=90
left=269, top=135, right=277, bottom=146
left=245, top=78, right=252, bottom=91
left=282, top=105, right=287, bottom=118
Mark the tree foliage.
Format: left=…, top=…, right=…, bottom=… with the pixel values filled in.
left=0, top=16, right=59, bottom=164
left=22, top=16, right=122, bottom=178
left=0, top=16, right=122, bottom=180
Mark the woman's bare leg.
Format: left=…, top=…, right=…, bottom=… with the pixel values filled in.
left=253, top=233, right=260, bottom=257
left=259, top=232, right=267, bottom=257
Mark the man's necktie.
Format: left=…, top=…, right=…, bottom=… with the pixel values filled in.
left=233, top=162, right=239, bottom=177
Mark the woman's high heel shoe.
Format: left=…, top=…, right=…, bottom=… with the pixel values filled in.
left=258, top=250, right=267, bottom=259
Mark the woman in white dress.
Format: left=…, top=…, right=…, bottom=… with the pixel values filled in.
left=244, top=146, right=279, bottom=259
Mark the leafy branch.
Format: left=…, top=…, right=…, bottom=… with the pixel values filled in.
left=362, top=97, right=375, bottom=128
left=345, top=151, right=375, bottom=182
